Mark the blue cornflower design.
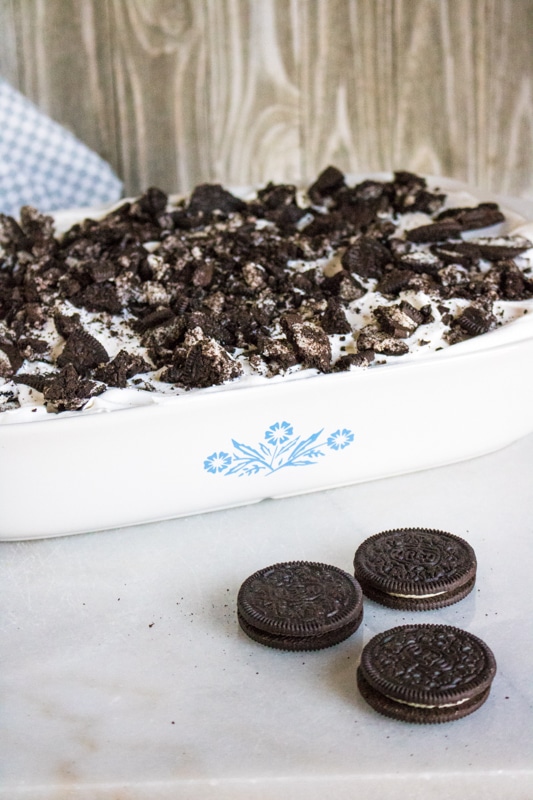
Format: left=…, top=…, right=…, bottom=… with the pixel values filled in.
left=203, top=451, right=232, bottom=474
left=264, top=421, right=293, bottom=445
left=204, top=420, right=354, bottom=476
left=327, top=428, right=354, bottom=450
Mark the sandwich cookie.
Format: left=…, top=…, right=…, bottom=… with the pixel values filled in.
left=357, top=624, right=497, bottom=723
left=237, top=561, right=364, bottom=651
left=353, top=527, right=476, bottom=610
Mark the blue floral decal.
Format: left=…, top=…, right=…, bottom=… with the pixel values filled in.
left=327, top=429, right=354, bottom=450
left=203, top=451, right=232, bottom=474
left=203, top=421, right=354, bottom=477
left=264, top=421, right=294, bottom=445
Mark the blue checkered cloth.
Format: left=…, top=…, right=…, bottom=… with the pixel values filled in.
left=0, top=79, right=123, bottom=217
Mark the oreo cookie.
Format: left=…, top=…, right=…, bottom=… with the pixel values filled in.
left=357, top=624, right=497, bottom=723
left=237, top=561, right=364, bottom=651
left=353, top=528, right=476, bottom=610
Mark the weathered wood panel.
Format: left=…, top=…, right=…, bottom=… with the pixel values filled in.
left=1, top=0, right=532, bottom=199
left=202, top=0, right=301, bottom=188
left=299, top=0, right=533, bottom=197
left=299, top=0, right=397, bottom=176
left=107, top=0, right=211, bottom=193
left=0, top=0, right=19, bottom=86
left=107, top=0, right=301, bottom=192
left=392, top=0, right=533, bottom=197
left=1, top=0, right=118, bottom=168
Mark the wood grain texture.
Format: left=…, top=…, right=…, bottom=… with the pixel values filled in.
left=300, top=0, right=397, bottom=176
left=202, top=0, right=301, bottom=188
left=107, top=0, right=211, bottom=193
left=0, top=0, right=19, bottom=86
left=1, top=0, right=532, bottom=199
left=392, top=0, right=533, bottom=197
left=1, top=0, right=118, bottom=168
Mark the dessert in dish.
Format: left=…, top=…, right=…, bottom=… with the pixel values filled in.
left=2, top=171, right=533, bottom=540
left=1, top=168, right=532, bottom=423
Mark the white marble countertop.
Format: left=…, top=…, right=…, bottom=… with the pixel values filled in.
left=2, top=432, right=533, bottom=800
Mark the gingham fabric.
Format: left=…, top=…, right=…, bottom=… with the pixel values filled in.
left=0, top=79, right=122, bottom=217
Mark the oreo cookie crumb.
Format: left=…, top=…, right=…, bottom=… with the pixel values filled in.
left=341, top=236, right=391, bottom=279
left=454, top=306, right=496, bottom=337
left=93, top=350, right=152, bottom=388
left=334, top=350, right=375, bottom=370
left=357, top=327, right=410, bottom=356
left=42, top=365, right=105, bottom=412
left=57, top=330, right=110, bottom=375
left=281, top=313, right=332, bottom=372
left=373, top=304, right=420, bottom=338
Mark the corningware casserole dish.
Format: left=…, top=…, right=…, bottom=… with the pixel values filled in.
left=1, top=175, right=532, bottom=539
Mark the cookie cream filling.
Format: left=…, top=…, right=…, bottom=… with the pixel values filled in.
left=1, top=172, right=532, bottom=423
left=385, top=589, right=447, bottom=599
left=386, top=694, right=472, bottom=709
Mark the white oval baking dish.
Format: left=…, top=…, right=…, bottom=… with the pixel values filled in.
left=1, top=176, right=532, bottom=539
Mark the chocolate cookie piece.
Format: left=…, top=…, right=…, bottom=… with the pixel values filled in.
left=165, top=331, right=243, bottom=389
left=237, top=561, right=364, bottom=651
left=320, top=297, right=352, bottom=334
left=454, top=305, right=495, bottom=337
left=93, top=350, right=152, bottom=388
left=373, top=303, right=421, bottom=338
left=280, top=313, right=332, bottom=372
left=41, top=365, right=105, bottom=412
left=405, top=219, right=463, bottom=243
left=353, top=528, right=476, bottom=610
left=56, top=329, right=110, bottom=374
left=308, top=165, right=346, bottom=204
left=436, top=202, right=505, bottom=231
left=187, top=183, right=246, bottom=217
left=341, top=236, right=392, bottom=279
left=397, top=250, right=443, bottom=275
left=356, top=327, right=410, bottom=356
left=465, top=235, right=531, bottom=260
left=431, top=241, right=481, bottom=267
left=322, top=269, right=366, bottom=302
left=334, top=349, right=375, bottom=371
left=357, top=624, right=497, bottom=723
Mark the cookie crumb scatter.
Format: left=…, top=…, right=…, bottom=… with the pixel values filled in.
left=1, top=169, right=532, bottom=415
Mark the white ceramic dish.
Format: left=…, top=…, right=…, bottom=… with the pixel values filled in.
left=1, top=177, right=532, bottom=540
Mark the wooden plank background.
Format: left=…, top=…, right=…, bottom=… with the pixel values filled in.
left=1, top=0, right=532, bottom=200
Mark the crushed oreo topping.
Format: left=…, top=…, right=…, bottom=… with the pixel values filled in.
left=0, top=170, right=532, bottom=415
